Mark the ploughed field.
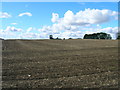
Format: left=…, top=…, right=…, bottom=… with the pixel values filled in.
left=2, top=39, right=118, bottom=88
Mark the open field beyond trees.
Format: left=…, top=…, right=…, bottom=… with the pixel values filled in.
left=2, top=39, right=118, bottom=88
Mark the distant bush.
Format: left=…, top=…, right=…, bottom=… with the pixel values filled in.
left=83, top=32, right=112, bottom=39
left=56, top=37, right=62, bottom=40
left=0, top=38, right=4, bottom=40
left=49, top=35, right=53, bottom=39
left=69, top=38, right=72, bottom=39
left=117, top=32, right=120, bottom=39
left=63, top=38, right=65, bottom=40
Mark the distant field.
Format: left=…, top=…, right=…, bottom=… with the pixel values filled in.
left=2, top=39, right=118, bottom=88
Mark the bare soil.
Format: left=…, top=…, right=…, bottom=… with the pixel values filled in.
left=2, top=39, right=119, bottom=88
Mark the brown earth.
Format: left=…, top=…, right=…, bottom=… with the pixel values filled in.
left=2, top=39, right=119, bottom=88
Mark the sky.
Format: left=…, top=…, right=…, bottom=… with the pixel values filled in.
left=1, top=0, right=119, bottom=2
left=0, top=2, right=118, bottom=39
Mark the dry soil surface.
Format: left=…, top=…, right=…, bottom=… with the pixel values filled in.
left=2, top=39, right=119, bottom=88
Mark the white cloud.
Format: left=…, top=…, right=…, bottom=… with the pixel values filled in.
left=38, top=24, right=118, bottom=39
left=63, top=27, right=118, bottom=39
left=18, top=12, right=32, bottom=17
left=51, top=13, right=59, bottom=23
left=11, top=23, right=17, bottom=25
left=0, top=26, right=22, bottom=39
left=5, top=26, right=22, bottom=32
left=0, top=12, right=11, bottom=18
left=0, top=26, right=118, bottom=39
left=26, top=27, right=33, bottom=33
left=19, top=27, right=50, bottom=39
left=19, top=32, right=49, bottom=39
left=99, top=27, right=118, bottom=39
left=20, top=33, right=39, bottom=39
left=0, top=31, right=18, bottom=39
left=53, top=8, right=117, bottom=26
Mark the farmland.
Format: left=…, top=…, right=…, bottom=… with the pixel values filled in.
left=2, top=39, right=118, bottom=88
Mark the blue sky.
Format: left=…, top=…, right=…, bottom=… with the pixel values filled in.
left=0, top=2, right=118, bottom=39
